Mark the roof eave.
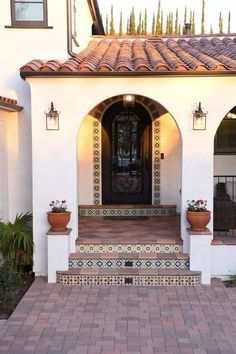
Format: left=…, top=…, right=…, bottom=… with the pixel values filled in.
left=21, top=70, right=236, bottom=80
left=0, top=101, right=23, bottom=112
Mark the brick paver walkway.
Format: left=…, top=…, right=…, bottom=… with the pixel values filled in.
left=0, top=278, right=236, bottom=354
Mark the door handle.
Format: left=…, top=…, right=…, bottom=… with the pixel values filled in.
left=145, top=153, right=149, bottom=169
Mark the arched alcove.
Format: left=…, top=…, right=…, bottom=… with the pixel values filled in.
left=213, top=106, right=236, bottom=235
left=77, top=94, right=182, bottom=212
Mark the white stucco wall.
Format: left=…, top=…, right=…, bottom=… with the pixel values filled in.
left=78, top=114, right=94, bottom=205
left=77, top=0, right=94, bottom=50
left=0, top=0, right=93, bottom=221
left=0, top=111, right=9, bottom=220
left=28, top=75, right=235, bottom=275
left=0, top=110, right=30, bottom=221
left=212, top=245, right=236, bottom=279
left=160, top=113, right=181, bottom=211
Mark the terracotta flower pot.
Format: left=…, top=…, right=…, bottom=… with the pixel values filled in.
left=186, top=211, right=211, bottom=231
left=47, top=211, right=71, bottom=232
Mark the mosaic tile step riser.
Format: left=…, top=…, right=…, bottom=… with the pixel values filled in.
left=79, top=207, right=176, bottom=217
left=57, top=274, right=201, bottom=286
left=69, top=259, right=190, bottom=269
left=76, top=244, right=182, bottom=253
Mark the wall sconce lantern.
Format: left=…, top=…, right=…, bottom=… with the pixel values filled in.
left=45, top=102, right=60, bottom=130
left=193, top=102, right=207, bottom=130
left=123, top=94, right=135, bottom=107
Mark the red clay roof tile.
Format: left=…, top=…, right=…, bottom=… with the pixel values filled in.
left=0, top=96, right=17, bottom=105
left=20, top=36, right=236, bottom=77
left=0, top=96, right=23, bottom=112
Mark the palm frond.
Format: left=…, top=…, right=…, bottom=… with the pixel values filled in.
left=0, top=213, right=33, bottom=269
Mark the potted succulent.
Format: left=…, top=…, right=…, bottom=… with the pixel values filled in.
left=47, top=200, right=71, bottom=232
left=186, top=199, right=211, bottom=231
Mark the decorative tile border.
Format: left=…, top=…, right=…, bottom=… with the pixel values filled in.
left=93, top=120, right=101, bottom=205
left=76, top=243, right=182, bottom=254
left=69, top=258, right=189, bottom=269
left=153, top=119, right=160, bottom=204
left=91, top=95, right=161, bottom=205
left=79, top=206, right=176, bottom=217
left=57, top=273, right=201, bottom=286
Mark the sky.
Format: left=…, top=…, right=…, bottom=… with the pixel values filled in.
left=98, top=0, right=236, bottom=34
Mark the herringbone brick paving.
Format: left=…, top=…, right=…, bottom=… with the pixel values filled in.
left=0, top=277, right=236, bottom=354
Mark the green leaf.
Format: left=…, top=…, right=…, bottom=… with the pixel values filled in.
left=0, top=213, right=33, bottom=271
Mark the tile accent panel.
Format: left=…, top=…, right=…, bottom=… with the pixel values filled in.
left=76, top=243, right=182, bottom=253
left=93, top=120, right=101, bottom=205
left=69, top=258, right=189, bottom=269
left=57, top=273, right=201, bottom=286
left=79, top=205, right=176, bottom=217
left=153, top=119, right=160, bottom=204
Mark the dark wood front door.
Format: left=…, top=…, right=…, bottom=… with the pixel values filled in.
left=102, top=101, right=152, bottom=204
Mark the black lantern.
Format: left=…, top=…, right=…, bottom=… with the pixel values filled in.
left=193, top=102, right=207, bottom=130
left=45, top=102, right=60, bottom=130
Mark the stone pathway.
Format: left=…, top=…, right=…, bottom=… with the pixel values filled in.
left=0, top=277, right=236, bottom=354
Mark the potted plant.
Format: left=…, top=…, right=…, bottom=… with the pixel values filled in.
left=47, top=200, right=71, bottom=232
left=186, top=199, right=211, bottom=231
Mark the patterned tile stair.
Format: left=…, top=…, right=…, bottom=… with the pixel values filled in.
left=57, top=268, right=201, bottom=286
left=69, top=252, right=190, bottom=269
left=79, top=204, right=176, bottom=217
left=76, top=242, right=182, bottom=253
left=58, top=235, right=200, bottom=286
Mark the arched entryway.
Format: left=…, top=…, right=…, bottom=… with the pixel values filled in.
left=78, top=93, right=182, bottom=222
left=213, top=105, right=236, bottom=236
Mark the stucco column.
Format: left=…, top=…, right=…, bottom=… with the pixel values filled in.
left=188, top=228, right=213, bottom=284
left=181, top=129, right=214, bottom=252
left=47, top=229, right=71, bottom=283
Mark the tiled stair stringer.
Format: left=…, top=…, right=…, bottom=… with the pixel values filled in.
left=69, top=254, right=190, bottom=270
left=79, top=205, right=176, bottom=217
left=76, top=243, right=182, bottom=253
left=57, top=269, right=201, bottom=286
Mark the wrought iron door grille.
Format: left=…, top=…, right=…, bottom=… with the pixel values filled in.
left=111, top=111, right=143, bottom=194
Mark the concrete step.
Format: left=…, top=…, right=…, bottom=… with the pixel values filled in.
left=76, top=242, right=183, bottom=254
left=57, top=268, right=201, bottom=286
left=69, top=252, right=189, bottom=269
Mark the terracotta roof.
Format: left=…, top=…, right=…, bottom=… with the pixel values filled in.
left=20, top=36, right=236, bottom=78
left=0, top=96, right=23, bottom=112
left=0, top=96, right=17, bottom=105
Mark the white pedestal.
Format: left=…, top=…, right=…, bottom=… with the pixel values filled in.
left=47, top=228, right=71, bottom=283
left=188, top=228, right=213, bottom=285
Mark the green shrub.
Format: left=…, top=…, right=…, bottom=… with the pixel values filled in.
left=0, top=213, right=33, bottom=271
left=0, top=259, right=20, bottom=303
